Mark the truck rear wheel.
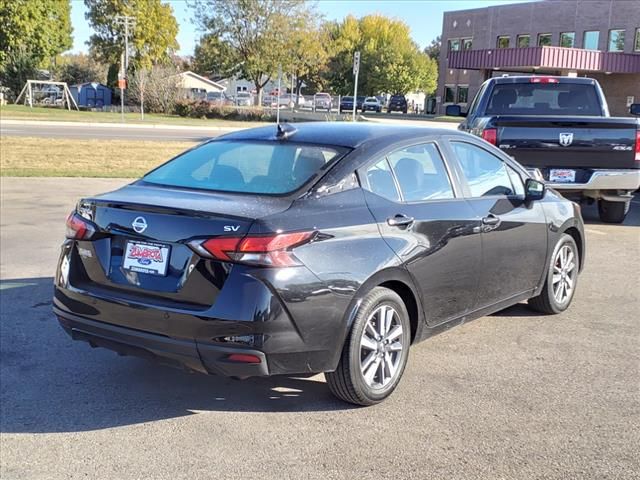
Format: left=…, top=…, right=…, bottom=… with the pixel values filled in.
left=598, top=199, right=629, bottom=224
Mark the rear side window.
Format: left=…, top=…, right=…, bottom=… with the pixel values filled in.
left=387, top=144, right=454, bottom=201
left=486, top=83, right=601, bottom=115
left=450, top=142, right=515, bottom=197
left=143, top=141, right=345, bottom=194
left=366, top=159, right=400, bottom=202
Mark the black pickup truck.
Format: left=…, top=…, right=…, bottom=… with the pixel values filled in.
left=448, top=76, right=640, bottom=223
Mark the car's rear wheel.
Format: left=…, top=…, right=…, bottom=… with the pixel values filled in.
left=325, top=287, right=410, bottom=406
left=598, top=199, right=629, bottom=224
left=528, top=233, right=579, bottom=314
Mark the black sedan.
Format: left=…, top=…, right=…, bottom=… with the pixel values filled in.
left=55, top=123, right=585, bottom=406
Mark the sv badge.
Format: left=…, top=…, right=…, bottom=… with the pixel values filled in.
left=224, top=225, right=241, bottom=232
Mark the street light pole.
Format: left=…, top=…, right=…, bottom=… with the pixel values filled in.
left=115, top=15, right=136, bottom=121
left=352, top=51, right=360, bottom=122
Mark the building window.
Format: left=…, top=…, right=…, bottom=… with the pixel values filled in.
left=462, top=38, right=473, bottom=50
left=517, top=35, right=530, bottom=48
left=608, top=29, right=625, bottom=52
left=635, top=28, right=640, bottom=52
left=560, top=32, right=575, bottom=48
left=444, top=85, right=455, bottom=104
left=583, top=31, right=600, bottom=50
left=497, top=36, right=510, bottom=48
left=448, top=39, right=460, bottom=51
left=538, top=33, right=552, bottom=46
left=457, top=86, right=469, bottom=104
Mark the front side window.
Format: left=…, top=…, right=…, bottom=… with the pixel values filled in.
left=497, top=36, right=510, bottom=48
left=560, top=32, right=575, bottom=48
left=462, top=38, right=473, bottom=50
left=506, top=165, right=525, bottom=196
left=365, top=159, right=400, bottom=202
left=450, top=142, right=515, bottom=197
left=387, top=144, right=454, bottom=202
left=583, top=30, right=600, bottom=50
left=538, top=33, right=552, bottom=46
left=444, top=85, right=455, bottom=103
left=608, top=29, right=625, bottom=52
left=457, top=86, right=469, bottom=103
left=143, top=141, right=345, bottom=194
left=517, top=35, right=530, bottom=48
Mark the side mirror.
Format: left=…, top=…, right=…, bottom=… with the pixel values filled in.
left=525, top=178, right=545, bottom=201
left=445, top=104, right=462, bottom=117
left=629, top=103, right=640, bottom=116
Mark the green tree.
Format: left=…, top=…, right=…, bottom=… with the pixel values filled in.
left=0, top=0, right=73, bottom=68
left=326, top=14, right=437, bottom=96
left=191, top=0, right=313, bottom=104
left=287, top=17, right=331, bottom=100
left=85, top=0, right=179, bottom=73
left=54, top=53, right=108, bottom=85
left=424, top=36, right=441, bottom=63
left=192, top=34, right=238, bottom=78
left=0, top=49, right=39, bottom=100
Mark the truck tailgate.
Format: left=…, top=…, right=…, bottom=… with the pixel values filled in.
left=494, top=116, right=639, bottom=169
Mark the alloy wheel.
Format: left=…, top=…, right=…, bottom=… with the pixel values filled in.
left=359, top=304, right=404, bottom=389
left=552, top=244, right=577, bottom=304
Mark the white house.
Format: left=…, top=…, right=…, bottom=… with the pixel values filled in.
left=176, top=71, right=225, bottom=99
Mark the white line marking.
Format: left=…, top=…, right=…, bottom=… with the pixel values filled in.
left=585, top=228, right=607, bottom=236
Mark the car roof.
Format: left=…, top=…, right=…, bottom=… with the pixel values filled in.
left=489, top=75, right=597, bottom=85
left=218, top=122, right=458, bottom=149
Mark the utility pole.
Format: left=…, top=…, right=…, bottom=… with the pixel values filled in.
left=352, top=51, right=360, bottom=122
left=115, top=15, right=136, bottom=122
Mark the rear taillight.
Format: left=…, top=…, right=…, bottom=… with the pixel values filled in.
left=635, top=130, right=640, bottom=162
left=191, top=231, right=315, bottom=267
left=530, top=77, right=559, bottom=84
left=65, top=212, right=95, bottom=240
left=227, top=354, right=261, bottom=364
left=481, top=128, right=498, bottom=145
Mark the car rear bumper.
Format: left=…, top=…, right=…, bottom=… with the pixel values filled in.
left=55, top=307, right=270, bottom=377
left=529, top=168, right=640, bottom=193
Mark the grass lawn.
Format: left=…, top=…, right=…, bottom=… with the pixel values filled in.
left=0, top=104, right=263, bottom=128
left=1, top=136, right=197, bottom=177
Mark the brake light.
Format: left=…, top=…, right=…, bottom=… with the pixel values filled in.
left=481, top=128, right=497, bottom=145
left=65, top=212, right=95, bottom=240
left=635, top=130, right=640, bottom=162
left=530, top=77, right=559, bottom=84
left=193, top=231, right=315, bottom=267
left=227, top=354, right=261, bottom=364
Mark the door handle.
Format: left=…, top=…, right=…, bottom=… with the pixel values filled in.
left=482, top=214, right=501, bottom=227
left=387, top=214, right=415, bottom=228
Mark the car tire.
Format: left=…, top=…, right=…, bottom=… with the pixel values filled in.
left=598, top=199, right=629, bottom=224
left=528, top=233, right=579, bottom=314
left=325, top=287, right=411, bottom=406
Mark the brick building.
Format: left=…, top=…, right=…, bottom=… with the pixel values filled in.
left=437, top=0, right=640, bottom=116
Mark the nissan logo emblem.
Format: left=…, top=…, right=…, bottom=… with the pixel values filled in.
left=132, top=216, right=148, bottom=234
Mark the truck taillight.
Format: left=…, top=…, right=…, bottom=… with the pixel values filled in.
left=65, top=212, right=95, bottom=240
left=481, top=128, right=497, bottom=145
left=530, top=77, right=559, bottom=84
left=190, top=231, right=316, bottom=267
left=635, top=131, right=640, bottom=162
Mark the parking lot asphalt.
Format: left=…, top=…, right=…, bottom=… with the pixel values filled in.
left=1, top=177, right=638, bottom=480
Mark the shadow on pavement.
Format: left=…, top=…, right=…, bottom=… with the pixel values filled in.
left=0, top=278, right=353, bottom=434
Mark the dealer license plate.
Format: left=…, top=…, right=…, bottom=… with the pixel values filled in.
left=123, top=241, right=170, bottom=276
left=549, top=169, right=576, bottom=183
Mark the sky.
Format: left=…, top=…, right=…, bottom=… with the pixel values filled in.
left=69, top=0, right=531, bottom=56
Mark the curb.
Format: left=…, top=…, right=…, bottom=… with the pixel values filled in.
left=0, top=118, right=254, bottom=132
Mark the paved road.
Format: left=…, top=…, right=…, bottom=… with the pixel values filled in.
left=1, top=178, right=639, bottom=480
left=0, top=117, right=459, bottom=141
left=0, top=121, right=227, bottom=142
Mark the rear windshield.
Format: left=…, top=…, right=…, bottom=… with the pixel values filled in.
left=486, top=83, right=601, bottom=115
left=142, top=140, right=347, bottom=195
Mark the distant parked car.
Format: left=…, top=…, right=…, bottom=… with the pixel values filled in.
left=362, top=97, right=382, bottom=113
left=207, top=91, right=232, bottom=106
left=388, top=95, right=408, bottom=114
left=234, top=91, right=253, bottom=107
left=339, top=96, right=355, bottom=113
left=313, top=93, right=332, bottom=112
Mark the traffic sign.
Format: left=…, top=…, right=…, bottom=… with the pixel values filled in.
left=353, top=51, right=360, bottom=76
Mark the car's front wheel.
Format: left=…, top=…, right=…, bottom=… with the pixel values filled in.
left=528, top=233, right=579, bottom=314
left=325, top=287, right=411, bottom=406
